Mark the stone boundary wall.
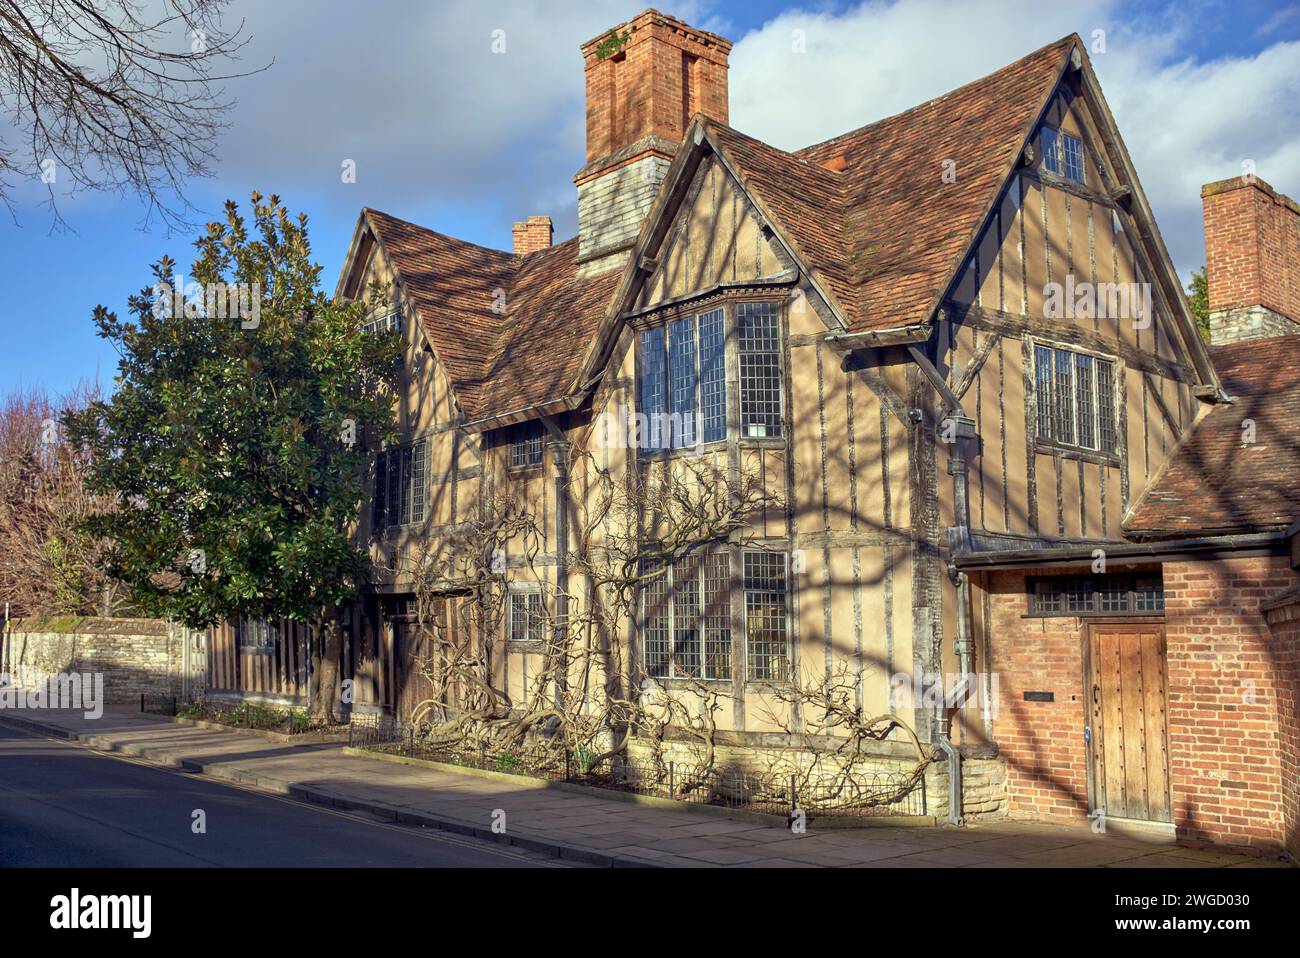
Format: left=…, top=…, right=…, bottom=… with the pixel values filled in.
left=3, top=617, right=181, bottom=703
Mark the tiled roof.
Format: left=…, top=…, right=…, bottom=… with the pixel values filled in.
left=362, top=209, right=618, bottom=421
left=792, top=34, right=1073, bottom=330
left=1125, top=336, right=1300, bottom=537
left=357, top=35, right=1077, bottom=417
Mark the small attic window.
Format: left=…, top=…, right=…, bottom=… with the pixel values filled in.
left=1040, top=127, right=1086, bottom=184
left=362, top=305, right=402, bottom=335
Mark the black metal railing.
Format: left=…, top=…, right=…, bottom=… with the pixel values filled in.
left=346, top=714, right=927, bottom=817
left=139, top=693, right=182, bottom=716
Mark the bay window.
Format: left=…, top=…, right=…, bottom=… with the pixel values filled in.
left=636, top=302, right=779, bottom=451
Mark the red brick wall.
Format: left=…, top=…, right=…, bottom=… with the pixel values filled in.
left=1263, top=599, right=1300, bottom=859
left=1158, top=556, right=1297, bottom=853
left=581, top=10, right=730, bottom=163
left=985, top=569, right=1091, bottom=823
left=982, top=557, right=1300, bottom=855
left=1202, top=176, right=1300, bottom=322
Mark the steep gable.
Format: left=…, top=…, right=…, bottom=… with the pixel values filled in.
left=633, top=152, right=798, bottom=311
left=796, top=35, right=1074, bottom=331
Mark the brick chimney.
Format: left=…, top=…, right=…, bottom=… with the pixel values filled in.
left=1202, top=175, right=1300, bottom=344
left=574, top=9, right=732, bottom=277
left=512, top=215, right=553, bottom=255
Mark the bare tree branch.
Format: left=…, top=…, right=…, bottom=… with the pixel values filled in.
left=0, top=0, right=268, bottom=229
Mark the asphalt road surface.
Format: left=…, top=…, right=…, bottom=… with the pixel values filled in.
left=0, top=723, right=561, bottom=867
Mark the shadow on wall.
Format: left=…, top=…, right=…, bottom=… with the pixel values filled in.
left=2, top=616, right=186, bottom=704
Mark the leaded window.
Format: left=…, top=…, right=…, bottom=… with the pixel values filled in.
left=238, top=617, right=276, bottom=652
left=738, top=302, right=783, bottom=438
left=1030, top=574, right=1165, bottom=616
left=638, top=326, right=668, bottom=451
left=1041, top=127, right=1061, bottom=176
left=1041, top=127, right=1085, bottom=184
left=372, top=438, right=429, bottom=531
left=362, top=305, right=402, bottom=335
left=638, top=308, right=735, bottom=450
left=508, top=590, right=544, bottom=643
left=668, top=316, right=697, bottom=447
left=639, top=552, right=731, bottom=680
left=1033, top=344, right=1118, bottom=454
left=744, top=551, right=788, bottom=681
left=509, top=421, right=543, bottom=469
left=698, top=309, right=726, bottom=443
left=1061, top=133, right=1086, bottom=183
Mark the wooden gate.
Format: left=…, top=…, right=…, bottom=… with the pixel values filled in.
left=1087, top=622, right=1172, bottom=823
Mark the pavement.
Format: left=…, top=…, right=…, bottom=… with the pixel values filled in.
left=0, top=705, right=1286, bottom=869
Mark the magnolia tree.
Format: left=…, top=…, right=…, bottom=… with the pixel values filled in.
left=65, top=193, right=400, bottom=722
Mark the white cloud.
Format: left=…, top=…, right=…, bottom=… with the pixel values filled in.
left=210, top=0, right=712, bottom=245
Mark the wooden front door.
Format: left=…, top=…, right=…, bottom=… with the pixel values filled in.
left=393, top=619, right=433, bottom=723
left=1087, top=622, right=1172, bottom=823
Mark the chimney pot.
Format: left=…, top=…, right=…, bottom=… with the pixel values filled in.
left=512, top=215, right=553, bottom=255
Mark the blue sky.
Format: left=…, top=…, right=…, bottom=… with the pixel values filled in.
left=3, top=0, right=1298, bottom=398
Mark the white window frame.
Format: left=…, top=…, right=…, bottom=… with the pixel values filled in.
left=362, top=305, right=402, bottom=335
left=507, top=588, right=544, bottom=645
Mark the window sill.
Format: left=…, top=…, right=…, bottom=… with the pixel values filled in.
left=1033, top=440, right=1119, bottom=467
left=637, top=440, right=728, bottom=462
left=744, top=679, right=793, bottom=691
left=643, top=674, right=733, bottom=685
left=506, top=640, right=546, bottom=653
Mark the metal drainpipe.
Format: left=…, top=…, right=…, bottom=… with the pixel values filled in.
left=942, top=412, right=978, bottom=826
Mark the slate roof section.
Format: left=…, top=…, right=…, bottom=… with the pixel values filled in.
left=1125, top=335, right=1300, bottom=537
left=362, top=209, right=619, bottom=421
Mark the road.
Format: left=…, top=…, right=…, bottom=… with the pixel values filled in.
left=0, top=724, right=561, bottom=867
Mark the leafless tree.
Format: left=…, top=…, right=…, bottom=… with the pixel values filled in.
left=391, top=451, right=779, bottom=789
left=0, top=382, right=130, bottom=618
left=0, top=0, right=264, bottom=229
